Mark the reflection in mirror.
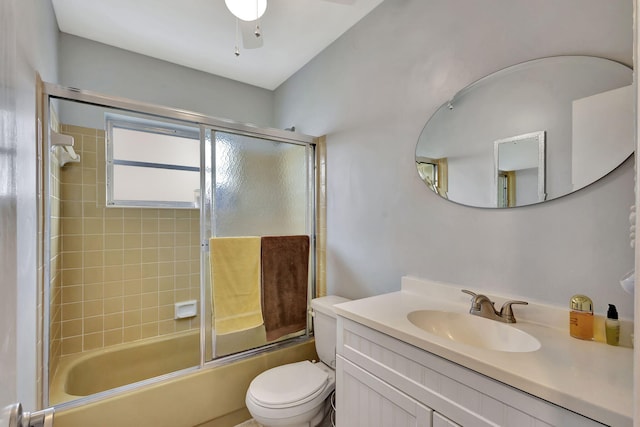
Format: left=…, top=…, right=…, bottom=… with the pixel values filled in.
left=416, top=56, right=633, bottom=208
left=494, top=131, right=545, bottom=208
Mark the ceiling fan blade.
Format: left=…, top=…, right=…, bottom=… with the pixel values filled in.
left=240, top=20, right=264, bottom=49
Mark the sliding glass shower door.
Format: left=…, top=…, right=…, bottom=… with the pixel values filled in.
left=43, top=84, right=317, bottom=407
left=203, top=129, right=315, bottom=359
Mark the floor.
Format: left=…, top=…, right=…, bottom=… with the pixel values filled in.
left=235, top=415, right=334, bottom=427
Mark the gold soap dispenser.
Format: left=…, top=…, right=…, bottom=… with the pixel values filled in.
left=569, top=295, right=594, bottom=340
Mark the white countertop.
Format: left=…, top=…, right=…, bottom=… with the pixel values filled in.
left=333, top=277, right=633, bottom=427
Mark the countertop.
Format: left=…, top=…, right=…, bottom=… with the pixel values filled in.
left=333, top=276, right=633, bottom=427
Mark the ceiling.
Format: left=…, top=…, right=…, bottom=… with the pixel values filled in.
left=51, top=0, right=384, bottom=90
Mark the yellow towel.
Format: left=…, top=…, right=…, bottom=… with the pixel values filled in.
left=210, top=236, right=264, bottom=335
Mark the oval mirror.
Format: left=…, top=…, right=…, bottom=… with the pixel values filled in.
left=415, top=56, right=633, bottom=208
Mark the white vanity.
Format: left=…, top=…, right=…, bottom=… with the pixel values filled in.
left=333, top=277, right=633, bottom=427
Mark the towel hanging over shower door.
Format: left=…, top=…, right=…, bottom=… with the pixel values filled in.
left=261, top=235, right=310, bottom=341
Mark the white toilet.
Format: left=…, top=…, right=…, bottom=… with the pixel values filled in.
left=245, top=295, right=349, bottom=427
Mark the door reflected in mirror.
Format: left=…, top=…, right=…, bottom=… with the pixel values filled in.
left=494, top=131, right=545, bottom=208
left=415, top=56, right=633, bottom=208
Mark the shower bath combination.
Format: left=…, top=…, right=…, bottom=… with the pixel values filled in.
left=41, top=83, right=322, bottom=410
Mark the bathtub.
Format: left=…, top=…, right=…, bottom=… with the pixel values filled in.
left=50, top=330, right=200, bottom=404
left=52, top=339, right=317, bottom=427
left=50, top=327, right=307, bottom=405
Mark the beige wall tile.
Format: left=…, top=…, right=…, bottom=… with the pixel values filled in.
left=62, top=252, right=83, bottom=269
left=123, top=326, right=141, bottom=343
left=104, top=297, right=123, bottom=315
left=123, top=295, right=141, bottom=311
left=84, top=332, right=103, bottom=351
left=103, top=265, right=122, bottom=282
left=84, top=283, right=104, bottom=301
left=104, top=329, right=123, bottom=347
left=158, top=305, right=174, bottom=322
left=63, top=236, right=83, bottom=252
left=105, top=234, right=123, bottom=250
left=123, top=218, right=141, bottom=234
left=61, top=269, right=84, bottom=286
left=104, top=313, right=123, bottom=331
left=61, top=319, right=82, bottom=338
left=124, top=310, right=141, bottom=327
left=141, top=323, right=158, bottom=339
left=105, top=218, right=123, bottom=233
left=123, top=280, right=142, bottom=296
left=141, top=307, right=158, bottom=324
left=84, top=300, right=103, bottom=317
left=104, top=250, right=123, bottom=266
left=84, top=316, right=104, bottom=334
left=55, top=125, right=201, bottom=360
left=83, top=251, right=103, bottom=268
left=141, top=278, right=158, bottom=293
left=61, top=336, right=82, bottom=355
left=83, top=235, right=104, bottom=251
left=62, top=302, right=82, bottom=321
left=83, top=218, right=103, bottom=234
left=104, top=282, right=123, bottom=298
left=62, top=286, right=82, bottom=304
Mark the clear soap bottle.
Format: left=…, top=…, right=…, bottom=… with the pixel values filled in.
left=569, top=295, right=593, bottom=340
left=605, top=304, right=620, bottom=346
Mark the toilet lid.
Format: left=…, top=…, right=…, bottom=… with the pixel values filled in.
left=249, top=361, right=328, bottom=407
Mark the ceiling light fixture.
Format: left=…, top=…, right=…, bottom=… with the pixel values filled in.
left=225, top=0, right=267, bottom=22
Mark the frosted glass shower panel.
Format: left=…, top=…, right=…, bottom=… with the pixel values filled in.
left=214, top=132, right=310, bottom=236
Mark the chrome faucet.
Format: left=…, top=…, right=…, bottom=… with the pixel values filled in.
left=461, top=290, right=528, bottom=323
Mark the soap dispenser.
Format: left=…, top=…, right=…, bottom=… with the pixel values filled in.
left=605, top=304, right=620, bottom=346
left=569, top=295, right=593, bottom=340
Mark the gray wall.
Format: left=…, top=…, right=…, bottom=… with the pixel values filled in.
left=58, top=34, right=275, bottom=129
left=1, top=0, right=59, bottom=413
left=274, top=0, right=635, bottom=318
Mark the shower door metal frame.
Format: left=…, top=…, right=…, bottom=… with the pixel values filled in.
left=203, top=128, right=317, bottom=360
left=41, top=82, right=318, bottom=409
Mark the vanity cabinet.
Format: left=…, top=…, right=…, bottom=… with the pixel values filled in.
left=335, top=317, right=604, bottom=427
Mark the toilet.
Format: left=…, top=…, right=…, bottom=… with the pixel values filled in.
left=245, top=295, right=350, bottom=427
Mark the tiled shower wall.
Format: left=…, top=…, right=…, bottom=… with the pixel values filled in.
left=50, top=124, right=200, bottom=363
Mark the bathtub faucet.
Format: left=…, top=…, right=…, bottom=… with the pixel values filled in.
left=461, top=289, right=528, bottom=323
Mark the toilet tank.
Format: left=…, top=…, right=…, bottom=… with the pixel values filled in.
left=311, top=296, right=350, bottom=369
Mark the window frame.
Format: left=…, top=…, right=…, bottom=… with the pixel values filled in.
left=105, top=114, right=201, bottom=209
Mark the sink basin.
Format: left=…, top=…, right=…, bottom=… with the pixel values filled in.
left=407, top=310, right=541, bottom=353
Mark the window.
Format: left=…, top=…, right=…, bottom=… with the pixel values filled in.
left=106, top=115, right=200, bottom=208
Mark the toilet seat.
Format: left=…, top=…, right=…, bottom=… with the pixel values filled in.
left=248, top=361, right=329, bottom=409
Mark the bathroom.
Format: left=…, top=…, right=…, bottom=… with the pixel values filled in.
left=1, top=0, right=637, bottom=426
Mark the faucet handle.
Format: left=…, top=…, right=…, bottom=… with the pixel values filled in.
left=500, top=300, right=528, bottom=323
left=461, top=289, right=477, bottom=298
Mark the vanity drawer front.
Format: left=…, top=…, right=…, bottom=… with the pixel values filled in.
left=337, top=355, right=433, bottom=427
left=337, top=317, right=604, bottom=427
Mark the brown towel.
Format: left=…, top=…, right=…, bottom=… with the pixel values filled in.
left=261, top=235, right=310, bottom=341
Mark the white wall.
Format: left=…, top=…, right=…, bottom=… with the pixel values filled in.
left=1, top=0, right=59, bottom=414
left=274, top=0, right=635, bottom=319
left=58, top=34, right=276, bottom=129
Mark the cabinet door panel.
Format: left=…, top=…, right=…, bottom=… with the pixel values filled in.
left=337, top=356, right=432, bottom=427
left=433, top=412, right=460, bottom=427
